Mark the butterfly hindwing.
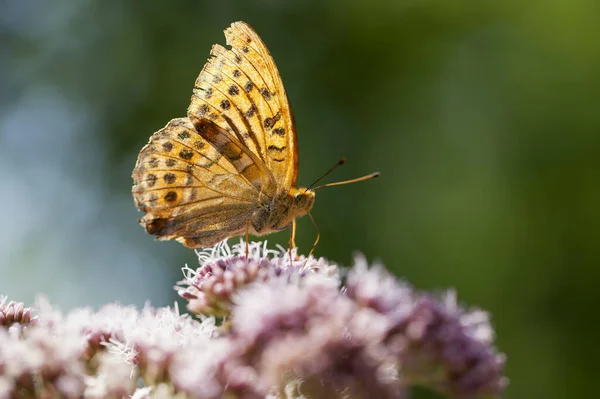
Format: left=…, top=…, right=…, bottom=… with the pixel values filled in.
left=132, top=117, right=257, bottom=247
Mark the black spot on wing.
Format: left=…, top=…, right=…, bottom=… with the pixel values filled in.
left=260, top=88, right=271, bottom=101
left=268, top=145, right=287, bottom=152
left=163, top=173, right=176, bottom=184
left=148, top=157, right=159, bottom=168
left=146, top=174, right=157, bottom=187
left=179, top=149, right=194, bottom=160
left=164, top=191, right=178, bottom=202
left=220, top=99, right=231, bottom=110
left=178, top=131, right=190, bottom=140
left=263, top=113, right=281, bottom=131
left=245, top=105, right=256, bottom=118
left=197, top=104, right=210, bottom=116
left=228, top=85, right=240, bottom=96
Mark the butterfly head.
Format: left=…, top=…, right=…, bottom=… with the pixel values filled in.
left=291, top=187, right=316, bottom=216
left=264, top=187, right=315, bottom=232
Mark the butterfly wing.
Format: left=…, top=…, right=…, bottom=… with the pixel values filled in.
left=132, top=118, right=260, bottom=248
left=187, top=21, right=298, bottom=194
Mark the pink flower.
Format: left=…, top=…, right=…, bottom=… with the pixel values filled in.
left=177, top=239, right=338, bottom=317
left=0, top=240, right=506, bottom=398
left=0, top=296, right=36, bottom=328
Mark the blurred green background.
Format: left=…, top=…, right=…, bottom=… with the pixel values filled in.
left=2, top=0, right=599, bottom=398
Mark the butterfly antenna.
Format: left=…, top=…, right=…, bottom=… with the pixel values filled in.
left=306, top=158, right=347, bottom=191
left=312, top=172, right=380, bottom=190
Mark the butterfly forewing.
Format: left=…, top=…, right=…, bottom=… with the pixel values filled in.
left=226, top=22, right=298, bottom=191
left=188, top=22, right=298, bottom=192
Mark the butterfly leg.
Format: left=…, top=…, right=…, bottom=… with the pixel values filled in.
left=307, top=212, right=320, bottom=259
left=287, top=218, right=297, bottom=266
left=245, top=219, right=251, bottom=260
left=289, top=218, right=297, bottom=249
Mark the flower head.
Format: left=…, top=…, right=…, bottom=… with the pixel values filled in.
left=0, top=296, right=36, bottom=328
left=228, top=274, right=403, bottom=398
left=0, top=298, right=217, bottom=399
left=347, top=259, right=508, bottom=398
left=177, top=239, right=338, bottom=317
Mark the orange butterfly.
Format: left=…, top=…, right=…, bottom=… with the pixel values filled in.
left=132, top=22, right=378, bottom=249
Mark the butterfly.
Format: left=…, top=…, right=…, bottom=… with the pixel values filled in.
left=132, top=21, right=378, bottom=249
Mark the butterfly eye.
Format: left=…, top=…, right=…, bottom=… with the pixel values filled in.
left=294, top=194, right=305, bottom=206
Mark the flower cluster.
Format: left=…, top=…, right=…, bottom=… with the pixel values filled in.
left=0, top=240, right=507, bottom=398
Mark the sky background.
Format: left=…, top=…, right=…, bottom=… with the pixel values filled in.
left=2, top=1, right=600, bottom=398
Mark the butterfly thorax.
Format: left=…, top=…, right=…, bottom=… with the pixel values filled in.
left=250, top=187, right=315, bottom=234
